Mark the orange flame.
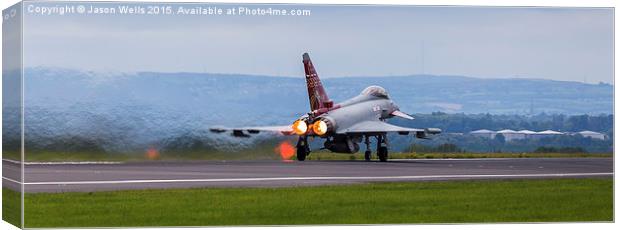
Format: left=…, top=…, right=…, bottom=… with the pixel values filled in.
left=312, top=120, right=328, bottom=135
left=275, top=141, right=295, bottom=161
left=146, top=147, right=160, bottom=160
left=292, top=120, right=308, bottom=135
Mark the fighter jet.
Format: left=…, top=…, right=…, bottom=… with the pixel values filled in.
left=210, top=53, right=441, bottom=161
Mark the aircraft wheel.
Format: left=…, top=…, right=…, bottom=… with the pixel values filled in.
left=378, top=146, right=388, bottom=162
left=296, top=137, right=309, bottom=161
left=297, top=147, right=307, bottom=161
left=364, top=150, right=371, bottom=161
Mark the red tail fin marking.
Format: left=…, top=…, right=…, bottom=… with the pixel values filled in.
left=302, top=53, right=332, bottom=111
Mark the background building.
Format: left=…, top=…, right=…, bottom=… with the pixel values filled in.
left=576, top=131, right=606, bottom=140
left=469, top=129, right=572, bottom=142
left=497, top=129, right=525, bottom=141
left=469, top=129, right=496, bottom=139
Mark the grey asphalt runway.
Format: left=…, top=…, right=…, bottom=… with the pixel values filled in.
left=2, top=158, right=613, bottom=193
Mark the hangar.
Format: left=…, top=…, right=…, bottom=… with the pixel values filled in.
left=576, top=130, right=606, bottom=140
left=470, top=129, right=496, bottom=139
left=496, top=129, right=525, bottom=141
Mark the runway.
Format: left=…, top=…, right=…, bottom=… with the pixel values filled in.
left=2, top=158, right=613, bottom=193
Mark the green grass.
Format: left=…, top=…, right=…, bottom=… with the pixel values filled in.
left=19, top=151, right=282, bottom=162
left=5, top=150, right=612, bottom=162
left=2, top=188, right=21, bottom=228
left=23, top=151, right=135, bottom=162
left=4, top=151, right=136, bottom=162
left=2, top=151, right=20, bottom=161
left=22, top=178, right=612, bottom=227
left=305, top=151, right=613, bottom=161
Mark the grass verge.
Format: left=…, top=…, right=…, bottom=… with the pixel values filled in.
left=6, top=151, right=613, bottom=162
left=23, top=178, right=612, bottom=227
left=305, top=152, right=613, bottom=161
left=2, top=188, right=21, bottom=228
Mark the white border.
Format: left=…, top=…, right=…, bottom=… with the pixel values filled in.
left=1, top=1, right=617, bottom=230
left=4, top=0, right=618, bottom=7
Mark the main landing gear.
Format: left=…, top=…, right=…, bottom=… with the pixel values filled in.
left=296, top=134, right=388, bottom=162
left=296, top=136, right=309, bottom=161
left=363, top=134, right=389, bottom=162
left=377, top=134, right=389, bottom=162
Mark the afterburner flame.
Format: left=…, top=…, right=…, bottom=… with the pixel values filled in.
left=313, top=120, right=328, bottom=135
left=146, top=147, right=160, bottom=160
left=276, top=141, right=295, bottom=160
left=292, top=120, right=308, bottom=135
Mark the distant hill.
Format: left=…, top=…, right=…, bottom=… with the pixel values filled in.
left=325, top=75, right=612, bottom=115
left=24, top=67, right=613, bottom=116
left=6, top=67, right=612, bottom=152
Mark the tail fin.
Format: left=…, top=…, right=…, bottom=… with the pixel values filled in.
left=302, top=53, right=332, bottom=111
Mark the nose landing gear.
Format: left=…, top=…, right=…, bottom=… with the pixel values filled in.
left=363, top=134, right=389, bottom=162
left=376, top=135, right=388, bottom=162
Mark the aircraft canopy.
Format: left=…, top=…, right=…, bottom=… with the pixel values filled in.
left=361, top=85, right=389, bottom=99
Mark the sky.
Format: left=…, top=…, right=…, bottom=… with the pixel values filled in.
left=21, top=2, right=614, bottom=84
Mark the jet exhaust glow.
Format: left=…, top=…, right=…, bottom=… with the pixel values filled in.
left=292, top=119, right=308, bottom=135
left=313, top=120, right=328, bottom=135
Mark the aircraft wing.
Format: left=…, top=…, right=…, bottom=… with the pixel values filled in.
left=339, top=121, right=441, bottom=138
left=209, top=125, right=294, bottom=137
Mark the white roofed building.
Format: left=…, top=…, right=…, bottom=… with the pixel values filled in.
left=531, top=130, right=564, bottom=140
left=577, top=131, right=606, bottom=140
left=496, top=129, right=525, bottom=141
left=468, top=129, right=577, bottom=141
left=469, top=129, right=496, bottom=139
left=538, top=130, right=564, bottom=135
left=518, top=130, right=537, bottom=138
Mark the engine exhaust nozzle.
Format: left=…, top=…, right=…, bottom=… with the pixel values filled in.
left=312, top=120, right=327, bottom=135
left=292, top=119, right=308, bottom=135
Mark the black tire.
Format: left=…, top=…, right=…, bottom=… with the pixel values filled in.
left=378, top=146, right=388, bottom=162
left=297, top=147, right=307, bottom=161
left=296, top=137, right=308, bottom=161
left=364, top=150, right=371, bottom=161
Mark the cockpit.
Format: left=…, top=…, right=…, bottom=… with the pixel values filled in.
left=361, top=85, right=389, bottom=99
